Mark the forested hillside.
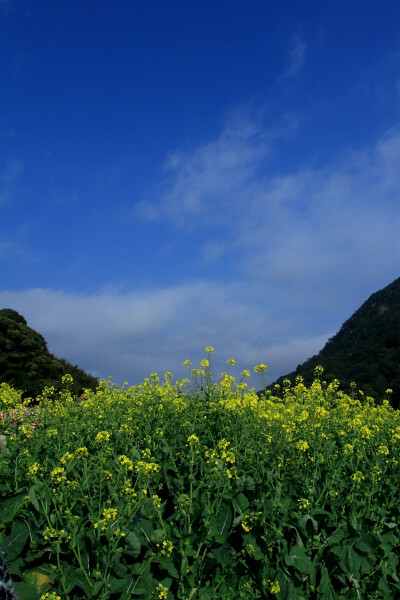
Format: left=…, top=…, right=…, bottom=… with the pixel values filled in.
left=269, top=277, right=400, bottom=407
left=0, top=308, right=98, bottom=398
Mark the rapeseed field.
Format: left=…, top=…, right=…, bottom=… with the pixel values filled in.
left=1, top=348, right=399, bottom=599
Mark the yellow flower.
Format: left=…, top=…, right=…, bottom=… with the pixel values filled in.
left=135, top=461, right=159, bottom=475
left=60, top=452, right=74, bottom=464
left=200, top=359, right=209, bottom=367
left=76, top=447, right=88, bottom=456
left=155, top=583, right=168, bottom=599
left=254, top=364, right=267, bottom=373
left=269, top=580, right=280, bottom=594
left=187, top=434, right=200, bottom=446
left=95, top=431, right=111, bottom=443
left=205, top=346, right=214, bottom=353
left=343, top=444, right=354, bottom=455
left=298, top=498, right=310, bottom=510
left=28, top=462, right=40, bottom=477
left=119, top=455, right=134, bottom=470
left=240, top=370, right=251, bottom=379
left=352, top=471, right=365, bottom=484
left=227, top=358, right=236, bottom=366
left=296, top=440, right=309, bottom=452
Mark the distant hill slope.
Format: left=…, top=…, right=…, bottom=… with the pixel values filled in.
left=0, top=308, right=98, bottom=398
left=267, top=277, right=400, bottom=407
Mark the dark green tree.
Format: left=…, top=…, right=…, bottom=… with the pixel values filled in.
left=264, top=277, right=400, bottom=408
left=0, top=308, right=98, bottom=398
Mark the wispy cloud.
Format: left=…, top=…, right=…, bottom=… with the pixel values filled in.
left=140, top=108, right=400, bottom=322
left=280, top=34, right=307, bottom=80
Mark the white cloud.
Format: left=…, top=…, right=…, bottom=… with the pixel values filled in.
left=140, top=109, right=400, bottom=320
left=0, top=284, right=330, bottom=389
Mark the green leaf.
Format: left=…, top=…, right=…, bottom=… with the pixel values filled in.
left=354, top=532, right=378, bottom=554
left=212, top=545, right=234, bottom=566
left=285, top=545, right=316, bottom=576
left=108, top=576, right=132, bottom=594
left=275, top=568, right=302, bottom=600
left=322, top=524, right=347, bottom=547
left=132, top=517, right=154, bottom=547
left=13, top=582, right=40, bottom=600
left=208, top=504, right=233, bottom=543
left=1, top=519, right=29, bottom=561
left=150, top=528, right=165, bottom=544
left=298, top=514, right=318, bottom=538
left=0, top=493, right=26, bottom=524
left=28, top=484, right=44, bottom=512
left=198, top=588, right=213, bottom=600
left=333, top=544, right=363, bottom=576
left=242, top=534, right=264, bottom=560
left=157, top=556, right=179, bottom=579
left=317, top=566, right=338, bottom=600
left=232, top=492, right=249, bottom=514
left=125, top=530, right=141, bottom=558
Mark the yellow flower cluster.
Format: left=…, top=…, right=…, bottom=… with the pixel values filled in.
left=241, top=512, right=262, bottom=532
left=135, top=460, right=159, bottom=475
left=156, top=539, right=174, bottom=557
left=298, top=498, right=310, bottom=511
left=155, top=583, right=168, bottom=599
left=186, top=434, right=199, bottom=446
left=40, top=593, right=61, bottom=600
left=95, top=431, right=111, bottom=443
left=119, top=454, right=134, bottom=470
left=50, top=467, right=66, bottom=484
left=295, top=440, right=309, bottom=452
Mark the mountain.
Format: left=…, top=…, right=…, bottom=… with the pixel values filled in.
left=267, top=277, right=400, bottom=408
left=0, top=308, right=98, bottom=398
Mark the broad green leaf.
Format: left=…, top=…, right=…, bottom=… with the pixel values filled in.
left=198, top=588, right=213, bottom=600
left=208, top=504, right=233, bottom=543
left=285, top=545, right=316, bottom=576
left=157, top=556, right=179, bottom=579
left=212, top=545, right=234, bottom=566
left=28, top=484, right=44, bottom=512
left=232, top=492, right=249, bottom=514
left=354, top=532, right=379, bottom=554
left=323, top=524, right=347, bottom=547
left=13, top=582, right=40, bottom=600
left=125, top=530, right=141, bottom=558
left=298, top=514, right=318, bottom=538
left=108, top=576, right=133, bottom=594
left=150, top=528, right=165, bottom=544
left=1, top=519, right=29, bottom=561
left=242, top=533, right=264, bottom=560
left=317, top=566, right=338, bottom=600
left=333, top=544, right=363, bottom=576
left=0, top=493, right=26, bottom=524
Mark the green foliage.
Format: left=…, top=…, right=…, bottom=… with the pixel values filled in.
left=1, top=352, right=400, bottom=599
left=270, top=276, right=400, bottom=408
left=0, top=308, right=98, bottom=398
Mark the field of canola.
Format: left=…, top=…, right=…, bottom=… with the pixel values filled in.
left=0, top=348, right=400, bottom=600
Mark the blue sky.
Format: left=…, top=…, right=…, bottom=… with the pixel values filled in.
left=1, top=0, right=399, bottom=389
